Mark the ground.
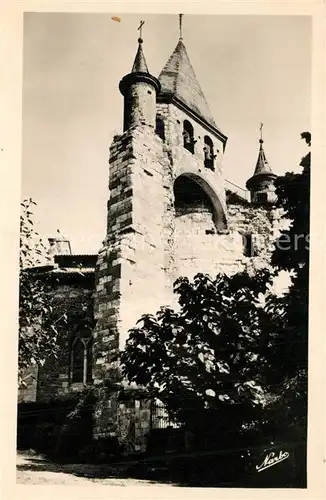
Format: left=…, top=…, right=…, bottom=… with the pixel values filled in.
left=16, top=451, right=176, bottom=487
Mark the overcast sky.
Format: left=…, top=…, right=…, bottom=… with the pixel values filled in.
left=22, top=13, right=311, bottom=254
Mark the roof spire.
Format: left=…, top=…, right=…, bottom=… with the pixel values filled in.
left=259, top=122, right=264, bottom=143
left=253, top=125, right=273, bottom=176
left=246, top=125, right=277, bottom=204
left=246, top=124, right=276, bottom=187
left=131, top=20, right=148, bottom=73
left=137, top=19, right=145, bottom=42
left=179, top=14, right=183, bottom=40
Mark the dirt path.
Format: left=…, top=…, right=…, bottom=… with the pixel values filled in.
left=16, top=452, right=175, bottom=487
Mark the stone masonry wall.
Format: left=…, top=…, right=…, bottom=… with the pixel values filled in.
left=18, top=366, right=39, bottom=403
left=156, top=101, right=239, bottom=291
left=166, top=202, right=283, bottom=312
left=227, top=202, right=285, bottom=268
left=173, top=211, right=246, bottom=281
left=157, top=103, right=226, bottom=216
left=124, top=81, right=157, bottom=131
left=93, top=124, right=172, bottom=438
left=36, top=281, right=94, bottom=402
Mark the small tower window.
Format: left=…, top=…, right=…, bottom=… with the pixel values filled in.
left=155, top=116, right=165, bottom=142
left=70, top=335, right=92, bottom=385
left=256, top=192, right=268, bottom=204
left=242, top=233, right=256, bottom=257
left=183, top=120, right=196, bottom=154
left=203, top=136, right=216, bottom=171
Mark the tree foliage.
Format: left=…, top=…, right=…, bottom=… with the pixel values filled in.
left=121, top=133, right=310, bottom=441
left=261, top=133, right=310, bottom=434
left=122, top=270, right=274, bottom=432
left=19, top=199, right=64, bottom=386
left=271, top=132, right=310, bottom=274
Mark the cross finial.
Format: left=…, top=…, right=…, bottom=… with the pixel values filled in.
left=138, top=20, right=145, bottom=42
left=179, top=14, right=183, bottom=40
left=259, top=122, right=264, bottom=142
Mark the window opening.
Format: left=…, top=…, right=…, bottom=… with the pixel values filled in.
left=203, top=136, right=216, bottom=171
left=256, top=192, right=268, bottom=204
left=155, top=117, right=165, bottom=142
left=242, top=233, right=256, bottom=257
left=70, top=336, right=92, bottom=384
left=183, top=120, right=196, bottom=154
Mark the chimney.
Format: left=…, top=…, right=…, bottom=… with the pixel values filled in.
left=48, top=237, right=72, bottom=256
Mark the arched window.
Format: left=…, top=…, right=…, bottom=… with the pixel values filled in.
left=183, top=120, right=196, bottom=154
left=203, top=136, right=215, bottom=170
left=155, top=116, right=165, bottom=142
left=70, top=335, right=92, bottom=384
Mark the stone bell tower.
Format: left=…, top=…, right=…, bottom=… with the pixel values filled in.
left=93, top=18, right=247, bottom=393
left=91, top=17, right=265, bottom=442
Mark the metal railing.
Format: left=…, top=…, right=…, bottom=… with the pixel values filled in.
left=225, top=179, right=250, bottom=202
left=151, top=400, right=180, bottom=430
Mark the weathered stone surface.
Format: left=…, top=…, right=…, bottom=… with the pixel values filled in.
left=92, top=80, right=281, bottom=442
left=36, top=282, right=94, bottom=402
left=21, top=41, right=284, bottom=451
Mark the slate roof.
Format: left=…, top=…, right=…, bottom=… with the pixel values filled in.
left=27, top=255, right=97, bottom=276
left=246, top=139, right=276, bottom=190
left=252, top=140, right=274, bottom=177
left=158, top=39, right=222, bottom=134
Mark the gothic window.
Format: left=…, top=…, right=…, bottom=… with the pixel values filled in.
left=70, top=335, right=92, bottom=384
left=183, top=120, right=196, bottom=154
left=203, top=136, right=215, bottom=171
left=155, top=117, right=165, bottom=142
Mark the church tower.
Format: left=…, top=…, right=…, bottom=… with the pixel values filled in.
left=246, top=126, right=277, bottom=205
left=93, top=18, right=248, bottom=441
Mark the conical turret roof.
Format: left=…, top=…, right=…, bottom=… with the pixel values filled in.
left=158, top=39, right=221, bottom=133
left=253, top=139, right=274, bottom=176
left=119, top=37, right=160, bottom=97
left=246, top=138, right=276, bottom=190
left=131, top=38, right=149, bottom=73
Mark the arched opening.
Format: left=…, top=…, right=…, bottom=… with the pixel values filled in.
left=70, top=332, right=92, bottom=385
left=155, top=116, right=165, bottom=142
left=183, top=120, right=196, bottom=154
left=172, top=174, right=228, bottom=280
left=174, top=176, right=214, bottom=219
left=203, top=135, right=215, bottom=171
left=173, top=174, right=227, bottom=232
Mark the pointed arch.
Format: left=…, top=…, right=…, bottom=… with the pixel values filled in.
left=70, top=329, right=92, bottom=385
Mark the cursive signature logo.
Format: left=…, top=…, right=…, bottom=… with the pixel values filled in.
left=256, top=451, right=289, bottom=472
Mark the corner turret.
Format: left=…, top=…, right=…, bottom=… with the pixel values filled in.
left=246, top=124, right=277, bottom=205
left=119, top=25, right=160, bottom=131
